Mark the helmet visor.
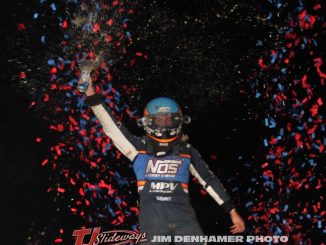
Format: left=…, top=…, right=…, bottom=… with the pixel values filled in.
left=143, top=113, right=183, bottom=127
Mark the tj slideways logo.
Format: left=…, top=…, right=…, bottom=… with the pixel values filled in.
left=73, top=227, right=147, bottom=245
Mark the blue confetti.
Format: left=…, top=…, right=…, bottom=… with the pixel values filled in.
left=50, top=3, right=56, bottom=11
left=47, top=59, right=55, bottom=65
left=245, top=201, right=253, bottom=208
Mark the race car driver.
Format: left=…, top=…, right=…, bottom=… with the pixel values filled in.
left=80, top=77, right=246, bottom=244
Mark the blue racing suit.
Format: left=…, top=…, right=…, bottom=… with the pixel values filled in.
left=86, top=94, right=235, bottom=244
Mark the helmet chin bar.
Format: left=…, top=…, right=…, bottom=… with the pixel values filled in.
left=143, top=124, right=182, bottom=140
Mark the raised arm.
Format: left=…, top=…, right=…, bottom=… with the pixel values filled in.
left=189, top=146, right=246, bottom=233
left=80, top=78, right=140, bottom=161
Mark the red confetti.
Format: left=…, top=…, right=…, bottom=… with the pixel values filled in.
left=41, top=159, right=49, bottom=166
left=68, top=116, right=78, bottom=126
left=57, top=187, right=65, bottom=193
left=54, top=238, right=63, bottom=243
left=105, top=35, right=113, bottom=43
left=62, top=20, right=68, bottom=29
left=93, top=23, right=100, bottom=32
left=19, top=72, right=26, bottom=79
left=135, top=52, right=143, bottom=57
left=29, top=101, right=36, bottom=108
left=50, top=67, right=58, bottom=74
left=88, top=51, right=95, bottom=59
left=258, top=57, right=267, bottom=69
left=17, top=23, right=26, bottom=31
left=106, top=19, right=113, bottom=26
left=43, top=93, right=50, bottom=102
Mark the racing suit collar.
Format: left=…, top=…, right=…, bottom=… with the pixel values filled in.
left=144, top=135, right=181, bottom=156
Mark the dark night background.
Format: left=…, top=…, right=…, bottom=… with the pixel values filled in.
left=1, top=0, right=324, bottom=244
